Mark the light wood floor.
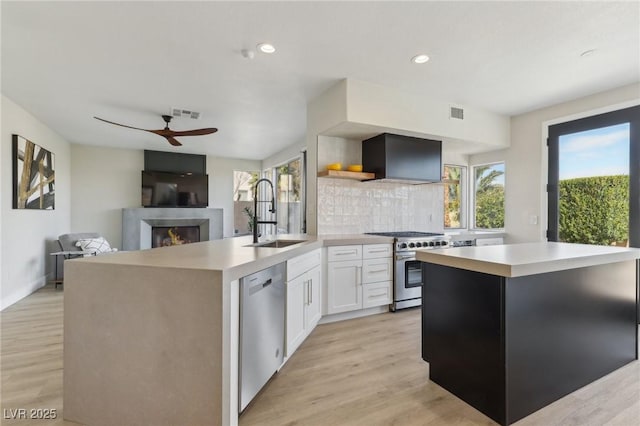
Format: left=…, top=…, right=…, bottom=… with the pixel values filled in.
left=2, top=285, right=639, bottom=426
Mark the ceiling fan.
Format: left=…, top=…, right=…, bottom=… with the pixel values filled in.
left=94, top=115, right=218, bottom=146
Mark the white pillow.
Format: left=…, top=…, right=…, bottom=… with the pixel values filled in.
left=75, top=237, right=116, bottom=254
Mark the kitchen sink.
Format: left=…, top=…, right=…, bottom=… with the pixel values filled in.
left=246, top=239, right=306, bottom=248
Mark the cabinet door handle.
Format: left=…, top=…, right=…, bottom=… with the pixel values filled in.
left=335, top=250, right=356, bottom=256
left=357, top=266, right=362, bottom=285
left=369, top=269, right=387, bottom=274
left=368, top=249, right=388, bottom=253
left=368, top=292, right=388, bottom=298
left=304, top=280, right=311, bottom=305
left=308, top=279, right=312, bottom=305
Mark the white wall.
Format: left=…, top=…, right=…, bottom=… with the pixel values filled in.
left=306, top=80, right=349, bottom=234
left=346, top=79, right=511, bottom=150
left=476, top=83, right=640, bottom=244
left=70, top=145, right=262, bottom=242
left=1, top=95, right=71, bottom=310
left=262, top=140, right=305, bottom=170
left=306, top=79, right=508, bottom=234
left=70, top=145, right=143, bottom=249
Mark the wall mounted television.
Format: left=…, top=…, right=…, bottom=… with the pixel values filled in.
left=142, top=171, right=208, bottom=207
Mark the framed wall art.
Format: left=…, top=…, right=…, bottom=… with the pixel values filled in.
left=12, top=134, right=55, bottom=210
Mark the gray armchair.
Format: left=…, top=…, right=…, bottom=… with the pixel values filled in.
left=54, top=233, right=110, bottom=288
left=58, top=232, right=102, bottom=252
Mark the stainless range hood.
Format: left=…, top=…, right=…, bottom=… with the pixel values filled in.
left=362, top=133, right=442, bottom=184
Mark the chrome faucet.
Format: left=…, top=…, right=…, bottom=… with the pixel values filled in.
left=253, top=178, right=277, bottom=244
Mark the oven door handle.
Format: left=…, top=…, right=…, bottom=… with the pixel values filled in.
left=396, top=255, right=416, bottom=261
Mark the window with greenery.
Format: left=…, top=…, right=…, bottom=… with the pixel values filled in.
left=233, top=170, right=259, bottom=235
left=272, top=154, right=306, bottom=234
left=443, top=165, right=466, bottom=228
left=547, top=104, right=639, bottom=247
left=473, top=162, right=505, bottom=229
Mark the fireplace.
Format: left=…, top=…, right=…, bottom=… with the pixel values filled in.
left=152, top=226, right=200, bottom=248
left=122, top=208, right=223, bottom=251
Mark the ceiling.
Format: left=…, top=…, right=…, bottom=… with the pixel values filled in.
left=2, top=1, right=638, bottom=160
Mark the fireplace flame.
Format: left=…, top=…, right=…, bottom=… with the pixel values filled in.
left=167, top=227, right=185, bottom=245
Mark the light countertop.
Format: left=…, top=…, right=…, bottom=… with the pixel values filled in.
left=416, top=242, right=640, bottom=277
left=68, top=233, right=394, bottom=281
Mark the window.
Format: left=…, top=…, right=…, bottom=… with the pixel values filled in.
left=547, top=105, right=639, bottom=247
left=275, top=157, right=303, bottom=234
left=443, top=165, right=466, bottom=228
left=266, top=152, right=307, bottom=235
left=233, top=170, right=259, bottom=235
left=472, top=162, right=505, bottom=229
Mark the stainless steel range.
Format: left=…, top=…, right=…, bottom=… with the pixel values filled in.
left=366, top=231, right=450, bottom=311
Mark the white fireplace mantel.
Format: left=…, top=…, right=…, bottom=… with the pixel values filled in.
left=122, top=208, right=223, bottom=251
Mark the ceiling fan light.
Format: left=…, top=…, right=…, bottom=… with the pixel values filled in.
left=257, top=43, right=276, bottom=54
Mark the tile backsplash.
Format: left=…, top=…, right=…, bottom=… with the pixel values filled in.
left=317, top=178, right=444, bottom=234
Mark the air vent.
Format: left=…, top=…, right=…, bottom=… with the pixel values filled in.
left=171, top=108, right=200, bottom=120
left=450, top=106, right=464, bottom=120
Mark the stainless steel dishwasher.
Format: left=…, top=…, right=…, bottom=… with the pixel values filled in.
left=239, top=262, right=285, bottom=412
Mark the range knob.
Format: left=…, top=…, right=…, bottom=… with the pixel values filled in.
left=415, top=242, right=422, bottom=247
left=399, top=243, right=407, bottom=249
left=441, top=241, right=448, bottom=247
left=408, top=242, right=416, bottom=248
left=428, top=241, right=435, bottom=247
left=434, top=241, right=441, bottom=246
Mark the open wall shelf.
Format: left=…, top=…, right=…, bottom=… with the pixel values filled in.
left=317, top=170, right=375, bottom=180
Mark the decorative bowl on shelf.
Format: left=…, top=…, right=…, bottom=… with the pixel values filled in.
left=327, top=163, right=342, bottom=171
left=347, top=164, right=363, bottom=172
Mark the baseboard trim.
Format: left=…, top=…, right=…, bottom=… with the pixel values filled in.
left=319, top=305, right=389, bottom=324
left=1, top=274, right=49, bottom=311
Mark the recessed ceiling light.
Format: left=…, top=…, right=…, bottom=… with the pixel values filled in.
left=580, top=49, right=596, bottom=58
left=257, top=43, right=276, bottom=54
left=411, top=54, right=430, bottom=64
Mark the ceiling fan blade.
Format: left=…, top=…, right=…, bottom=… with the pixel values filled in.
left=95, top=115, right=215, bottom=146
left=94, top=116, right=152, bottom=132
left=165, top=136, right=182, bottom=146
left=165, top=128, right=218, bottom=137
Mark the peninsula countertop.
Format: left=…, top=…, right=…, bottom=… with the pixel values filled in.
left=68, top=233, right=393, bottom=281
left=416, top=242, right=640, bottom=277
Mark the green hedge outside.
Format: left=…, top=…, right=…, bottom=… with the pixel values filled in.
left=559, top=175, right=629, bottom=245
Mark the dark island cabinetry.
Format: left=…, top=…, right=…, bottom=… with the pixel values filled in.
left=418, top=243, right=639, bottom=425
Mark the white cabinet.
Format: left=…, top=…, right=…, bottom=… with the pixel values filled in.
left=306, top=265, right=321, bottom=328
left=286, top=274, right=306, bottom=356
left=327, top=259, right=362, bottom=314
left=286, top=249, right=321, bottom=356
left=327, top=245, right=362, bottom=262
left=363, top=280, right=393, bottom=309
left=363, top=244, right=393, bottom=259
left=326, top=243, right=392, bottom=315
left=362, top=257, right=392, bottom=283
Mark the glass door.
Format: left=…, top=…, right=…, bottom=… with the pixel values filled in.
left=548, top=105, right=639, bottom=247
left=275, top=157, right=303, bottom=234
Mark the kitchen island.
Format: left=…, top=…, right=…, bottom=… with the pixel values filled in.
left=416, top=242, right=640, bottom=426
left=62, top=233, right=392, bottom=426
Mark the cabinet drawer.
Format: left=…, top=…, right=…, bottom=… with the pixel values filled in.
left=362, top=281, right=392, bottom=308
left=327, top=245, right=362, bottom=262
left=362, top=257, right=392, bottom=284
left=362, top=244, right=393, bottom=259
left=287, top=248, right=321, bottom=281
